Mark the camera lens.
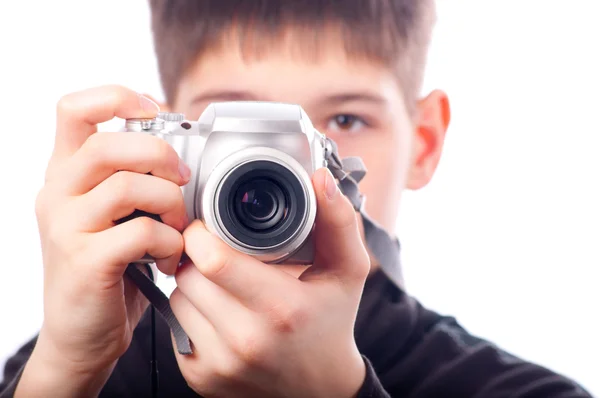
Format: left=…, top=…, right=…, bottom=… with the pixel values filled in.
left=241, top=187, right=276, bottom=221
left=234, top=179, right=286, bottom=230
left=217, top=160, right=307, bottom=249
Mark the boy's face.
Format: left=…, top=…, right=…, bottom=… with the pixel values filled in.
left=169, top=33, right=450, bottom=235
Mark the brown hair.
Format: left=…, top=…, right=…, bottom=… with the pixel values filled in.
left=148, top=0, right=436, bottom=109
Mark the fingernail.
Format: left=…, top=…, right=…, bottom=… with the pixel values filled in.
left=179, top=159, right=191, bottom=182
left=138, top=94, right=160, bottom=114
left=324, top=168, right=339, bottom=200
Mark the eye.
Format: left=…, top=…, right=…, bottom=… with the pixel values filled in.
left=326, top=114, right=367, bottom=134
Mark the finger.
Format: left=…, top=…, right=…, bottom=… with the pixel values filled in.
left=53, top=85, right=159, bottom=161
left=73, top=171, right=187, bottom=233
left=170, top=285, right=223, bottom=355
left=299, top=168, right=370, bottom=285
left=174, top=261, right=254, bottom=337
left=91, top=216, right=183, bottom=278
left=51, top=132, right=190, bottom=195
left=170, top=286, right=232, bottom=396
left=123, top=264, right=151, bottom=325
left=183, top=220, right=300, bottom=312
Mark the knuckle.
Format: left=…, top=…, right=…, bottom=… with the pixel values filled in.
left=184, top=379, right=209, bottom=397
left=110, top=171, right=135, bottom=203
left=216, top=355, right=249, bottom=380
left=165, top=180, right=184, bottom=205
left=151, top=138, right=180, bottom=173
left=56, top=93, right=79, bottom=117
left=337, top=197, right=359, bottom=229
left=231, top=329, right=267, bottom=367
left=179, top=365, right=203, bottom=390
left=151, top=137, right=176, bottom=162
left=200, top=246, right=229, bottom=279
left=135, top=216, right=158, bottom=242
left=94, top=84, right=129, bottom=108
left=169, top=287, right=185, bottom=309
left=137, top=214, right=157, bottom=231
left=350, top=249, right=371, bottom=280
left=34, top=189, right=49, bottom=220
left=106, top=84, right=129, bottom=100
left=109, top=86, right=133, bottom=110
left=83, top=130, right=106, bottom=151
left=270, top=302, right=308, bottom=334
left=81, top=133, right=109, bottom=165
left=183, top=378, right=203, bottom=395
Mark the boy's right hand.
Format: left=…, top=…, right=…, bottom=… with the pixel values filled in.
left=17, top=85, right=190, bottom=397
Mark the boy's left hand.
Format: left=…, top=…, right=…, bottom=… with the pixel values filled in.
left=170, top=167, right=370, bottom=398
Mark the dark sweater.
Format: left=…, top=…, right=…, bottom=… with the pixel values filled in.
left=0, top=269, right=592, bottom=397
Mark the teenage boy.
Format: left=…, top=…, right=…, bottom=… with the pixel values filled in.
left=0, top=1, right=592, bottom=397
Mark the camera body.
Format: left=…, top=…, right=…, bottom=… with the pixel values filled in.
left=125, top=102, right=328, bottom=265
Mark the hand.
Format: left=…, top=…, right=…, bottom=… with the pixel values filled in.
left=17, top=86, right=189, bottom=397
left=171, top=167, right=370, bottom=398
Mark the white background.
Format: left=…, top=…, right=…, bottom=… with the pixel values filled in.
left=0, top=1, right=598, bottom=395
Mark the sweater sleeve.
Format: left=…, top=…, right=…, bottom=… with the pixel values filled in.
left=356, top=271, right=594, bottom=398
left=0, top=336, right=37, bottom=398
left=372, top=315, right=595, bottom=398
left=356, top=356, right=391, bottom=398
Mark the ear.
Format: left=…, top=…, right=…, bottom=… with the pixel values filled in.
left=140, top=93, right=171, bottom=112
left=406, top=89, right=451, bottom=190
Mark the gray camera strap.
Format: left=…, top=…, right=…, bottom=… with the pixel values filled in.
left=323, top=137, right=404, bottom=288
left=124, top=264, right=193, bottom=355
left=125, top=137, right=403, bottom=355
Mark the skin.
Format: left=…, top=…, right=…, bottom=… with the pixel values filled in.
left=16, top=32, right=450, bottom=398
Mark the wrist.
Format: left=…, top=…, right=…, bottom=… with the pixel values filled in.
left=341, top=349, right=368, bottom=398
left=312, top=346, right=366, bottom=398
left=15, top=335, right=115, bottom=398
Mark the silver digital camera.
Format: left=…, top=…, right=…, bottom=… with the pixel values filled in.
left=125, top=102, right=329, bottom=265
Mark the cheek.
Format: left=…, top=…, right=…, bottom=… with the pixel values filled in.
left=336, top=134, right=411, bottom=231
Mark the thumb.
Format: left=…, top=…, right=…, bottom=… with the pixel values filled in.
left=301, top=168, right=370, bottom=284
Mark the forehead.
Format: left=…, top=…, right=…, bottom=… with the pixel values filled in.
left=175, top=31, right=406, bottom=111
